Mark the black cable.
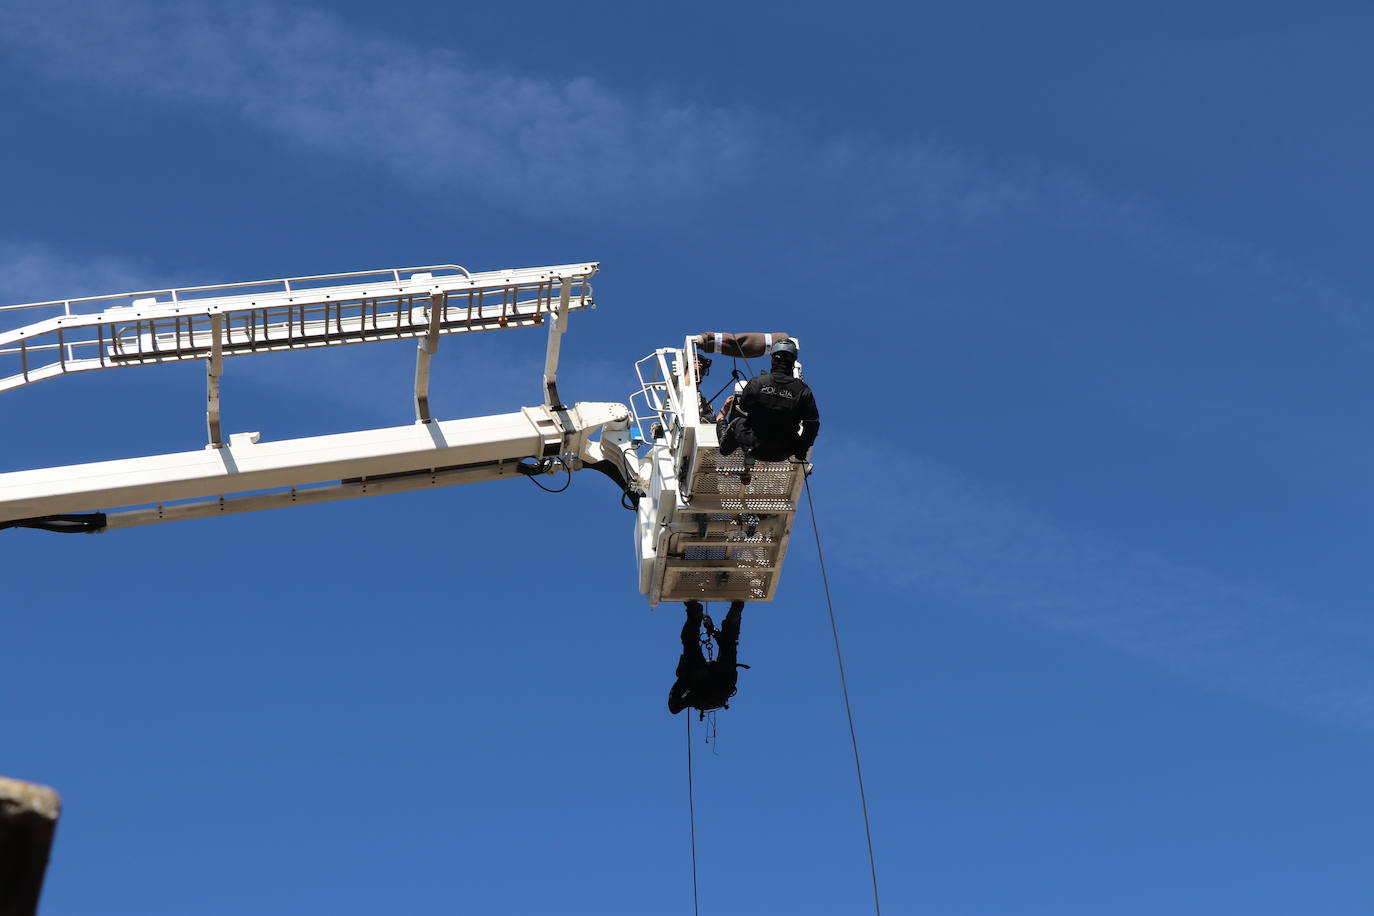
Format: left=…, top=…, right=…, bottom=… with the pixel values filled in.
left=0, top=512, right=107, bottom=533
left=522, top=457, right=573, bottom=493
left=804, top=475, right=882, bottom=916
left=706, top=369, right=743, bottom=406
left=686, top=713, right=701, bottom=916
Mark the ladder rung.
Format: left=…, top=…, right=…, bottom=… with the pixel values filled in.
left=0, top=262, right=598, bottom=393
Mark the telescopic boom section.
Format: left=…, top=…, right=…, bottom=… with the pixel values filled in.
left=0, top=402, right=633, bottom=529
left=0, top=263, right=809, bottom=612
left=0, top=261, right=637, bottom=531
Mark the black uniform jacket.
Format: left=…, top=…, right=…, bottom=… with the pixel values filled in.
left=737, top=370, right=821, bottom=461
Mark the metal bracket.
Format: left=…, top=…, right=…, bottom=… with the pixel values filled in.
left=206, top=313, right=224, bottom=448
left=522, top=405, right=565, bottom=457
left=542, top=278, right=571, bottom=410
left=414, top=293, right=444, bottom=423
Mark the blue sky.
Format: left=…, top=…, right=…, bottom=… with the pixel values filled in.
left=4, top=1, right=1374, bottom=913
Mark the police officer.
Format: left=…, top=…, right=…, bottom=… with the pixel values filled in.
left=668, top=600, right=746, bottom=715
left=717, top=338, right=820, bottom=462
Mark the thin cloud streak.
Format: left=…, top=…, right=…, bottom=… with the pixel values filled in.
left=826, top=448, right=1374, bottom=729
left=0, top=242, right=157, bottom=307
left=0, top=1, right=757, bottom=219
left=0, top=0, right=1111, bottom=242
left=4, top=0, right=1370, bottom=341
left=6, top=1, right=1374, bottom=729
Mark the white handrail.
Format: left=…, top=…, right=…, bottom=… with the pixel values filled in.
left=0, top=263, right=473, bottom=315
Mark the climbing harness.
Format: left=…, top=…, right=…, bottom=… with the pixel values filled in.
left=700, top=614, right=719, bottom=655
left=691, top=609, right=736, bottom=718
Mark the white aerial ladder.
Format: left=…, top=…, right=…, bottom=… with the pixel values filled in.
left=0, top=262, right=808, bottom=606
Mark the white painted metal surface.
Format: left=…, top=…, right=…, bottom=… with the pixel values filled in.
left=0, top=262, right=597, bottom=393
left=0, top=259, right=615, bottom=529
left=632, top=337, right=806, bottom=606
left=0, top=402, right=631, bottom=526
left=0, top=261, right=811, bottom=610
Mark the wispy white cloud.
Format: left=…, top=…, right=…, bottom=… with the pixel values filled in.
left=0, top=242, right=158, bottom=306
left=0, top=0, right=1103, bottom=248
left=3, top=0, right=1371, bottom=339
left=5, top=0, right=1374, bottom=730
left=0, top=1, right=760, bottom=220
left=824, top=447, right=1374, bottom=729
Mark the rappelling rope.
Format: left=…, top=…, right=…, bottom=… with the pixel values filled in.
left=804, top=474, right=882, bottom=915
left=686, top=714, right=701, bottom=916
left=705, top=370, right=744, bottom=406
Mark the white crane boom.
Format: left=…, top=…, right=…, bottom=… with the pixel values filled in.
left=0, top=261, right=809, bottom=607
left=0, top=401, right=633, bottom=530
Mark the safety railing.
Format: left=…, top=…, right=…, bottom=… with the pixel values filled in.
left=633, top=335, right=808, bottom=603
left=0, top=262, right=597, bottom=394
left=629, top=337, right=715, bottom=437
left=629, top=348, right=679, bottom=436
left=0, top=264, right=472, bottom=325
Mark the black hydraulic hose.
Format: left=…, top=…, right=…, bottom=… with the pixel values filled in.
left=0, top=513, right=107, bottom=534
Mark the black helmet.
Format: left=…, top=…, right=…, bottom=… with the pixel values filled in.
left=769, top=338, right=799, bottom=360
